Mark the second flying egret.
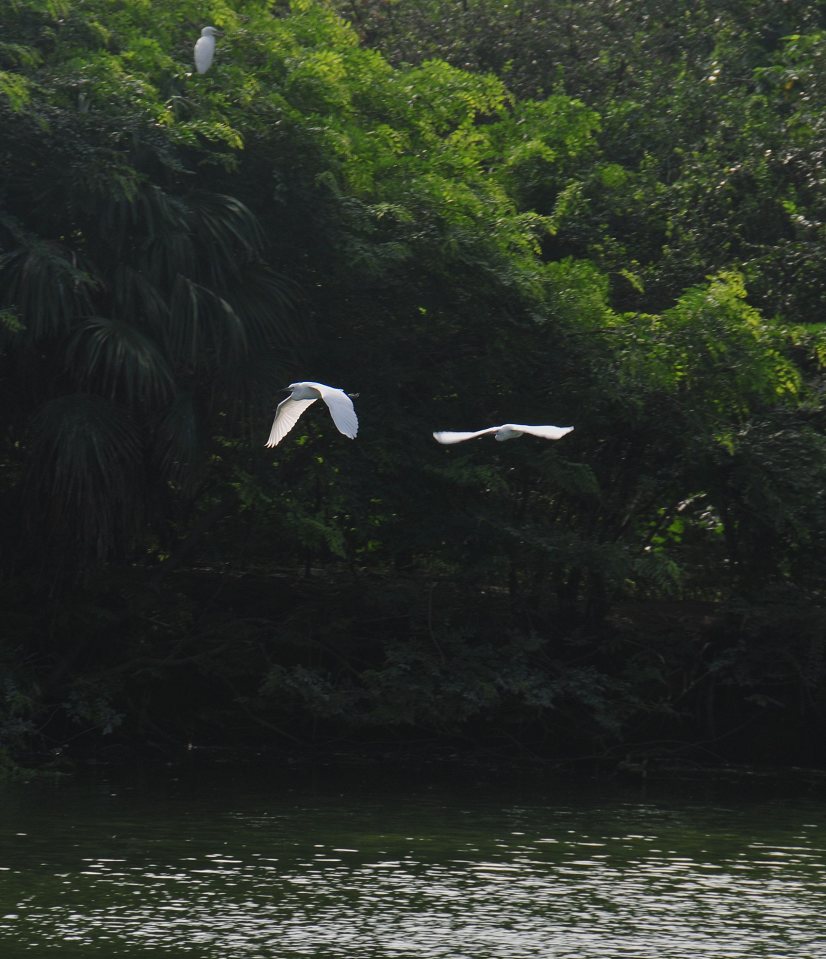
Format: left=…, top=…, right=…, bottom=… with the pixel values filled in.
left=433, top=424, right=574, bottom=444
left=266, top=382, right=359, bottom=448
left=194, top=26, right=220, bottom=74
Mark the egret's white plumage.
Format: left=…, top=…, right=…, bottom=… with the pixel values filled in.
left=433, top=424, right=574, bottom=444
left=194, top=26, right=219, bottom=74
left=266, top=382, right=359, bottom=447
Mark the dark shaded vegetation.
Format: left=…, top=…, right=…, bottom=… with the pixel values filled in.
left=2, top=0, right=826, bottom=774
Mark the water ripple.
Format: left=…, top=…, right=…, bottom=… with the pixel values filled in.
left=0, top=781, right=824, bottom=958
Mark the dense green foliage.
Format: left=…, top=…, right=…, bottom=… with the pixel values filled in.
left=2, top=0, right=826, bottom=770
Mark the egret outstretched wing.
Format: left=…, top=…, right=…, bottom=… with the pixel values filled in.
left=504, top=424, right=574, bottom=440
left=433, top=424, right=574, bottom=444
left=433, top=428, right=500, bottom=445
left=265, top=381, right=359, bottom=447
left=315, top=385, right=358, bottom=439
left=265, top=397, right=317, bottom=447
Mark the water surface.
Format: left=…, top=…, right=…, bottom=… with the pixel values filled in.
left=1, top=765, right=824, bottom=957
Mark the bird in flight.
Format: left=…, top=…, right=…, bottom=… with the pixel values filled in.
left=266, top=382, right=359, bottom=447
left=433, top=424, right=574, bottom=444
left=194, top=26, right=220, bottom=74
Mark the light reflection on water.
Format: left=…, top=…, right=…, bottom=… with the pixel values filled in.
left=1, top=770, right=825, bottom=958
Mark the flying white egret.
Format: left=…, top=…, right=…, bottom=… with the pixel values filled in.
left=433, top=424, right=574, bottom=444
left=265, top=382, right=359, bottom=447
left=194, top=26, right=220, bottom=74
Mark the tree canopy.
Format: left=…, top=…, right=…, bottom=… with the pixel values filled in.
left=2, top=0, right=826, bottom=771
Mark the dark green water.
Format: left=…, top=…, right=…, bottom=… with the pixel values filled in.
left=1, top=766, right=824, bottom=958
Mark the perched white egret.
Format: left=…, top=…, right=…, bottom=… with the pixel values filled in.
left=265, top=382, right=359, bottom=447
left=433, top=424, right=574, bottom=444
left=194, top=26, right=220, bottom=74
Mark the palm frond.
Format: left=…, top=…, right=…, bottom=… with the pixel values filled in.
left=26, top=393, right=143, bottom=564
left=110, top=187, right=196, bottom=289
left=153, top=390, right=203, bottom=489
left=225, top=263, right=303, bottom=349
left=169, top=276, right=248, bottom=366
left=111, top=264, right=171, bottom=335
left=0, top=234, right=97, bottom=340
left=188, top=191, right=266, bottom=265
left=99, top=184, right=188, bottom=247
left=66, top=315, right=175, bottom=405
